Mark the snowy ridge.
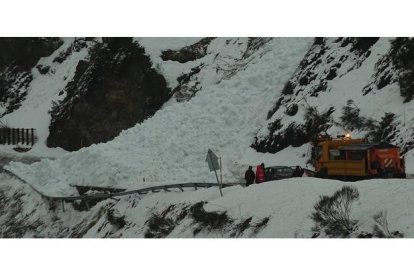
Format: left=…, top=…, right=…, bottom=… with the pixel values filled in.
left=6, top=38, right=312, bottom=196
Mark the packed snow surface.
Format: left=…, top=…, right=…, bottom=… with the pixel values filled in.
left=6, top=38, right=312, bottom=196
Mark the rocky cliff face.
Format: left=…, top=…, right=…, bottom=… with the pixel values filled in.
left=0, top=38, right=63, bottom=116
left=0, top=37, right=171, bottom=151
left=0, top=38, right=63, bottom=70
left=47, top=38, right=170, bottom=151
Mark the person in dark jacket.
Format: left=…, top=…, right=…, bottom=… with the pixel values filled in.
left=244, top=166, right=255, bottom=187
left=256, top=163, right=266, bottom=183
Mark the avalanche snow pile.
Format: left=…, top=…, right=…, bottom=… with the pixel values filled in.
left=6, top=38, right=312, bottom=195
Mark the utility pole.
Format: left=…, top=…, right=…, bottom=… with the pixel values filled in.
left=404, top=103, right=406, bottom=127
left=219, top=157, right=223, bottom=185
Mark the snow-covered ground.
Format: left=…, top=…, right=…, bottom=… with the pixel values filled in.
left=2, top=173, right=414, bottom=238
left=146, top=177, right=414, bottom=238
left=6, top=38, right=313, bottom=196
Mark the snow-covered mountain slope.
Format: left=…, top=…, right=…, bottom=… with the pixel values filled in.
left=2, top=174, right=414, bottom=238
left=0, top=38, right=173, bottom=154
left=253, top=38, right=414, bottom=169
left=2, top=37, right=414, bottom=238
left=6, top=38, right=312, bottom=196
left=0, top=38, right=93, bottom=157
left=0, top=38, right=63, bottom=116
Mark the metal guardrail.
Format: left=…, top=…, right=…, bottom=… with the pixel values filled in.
left=0, top=168, right=241, bottom=211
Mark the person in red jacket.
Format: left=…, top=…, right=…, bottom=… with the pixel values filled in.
left=255, top=163, right=266, bottom=183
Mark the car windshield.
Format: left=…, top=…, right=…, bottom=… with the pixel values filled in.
left=267, top=167, right=292, bottom=174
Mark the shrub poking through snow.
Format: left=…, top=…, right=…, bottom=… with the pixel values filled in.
left=252, top=216, right=270, bottom=235
left=144, top=204, right=190, bottom=238
left=304, top=105, right=334, bottom=143
left=106, top=209, right=126, bottom=229
left=340, top=99, right=366, bottom=131
left=267, top=119, right=283, bottom=136
left=145, top=205, right=176, bottom=238
left=144, top=203, right=268, bottom=238
left=230, top=216, right=253, bottom=237
left=338, top=100, right=399, bottom=144
left=189, top=201, right=233, bottom=236
left=366, top=112, right=397, bottom=143
left=372, top=210, right=404, bottom=238
left=311, top=186, right=359, bottom=237
left=145, top=213, right=175, bottom=238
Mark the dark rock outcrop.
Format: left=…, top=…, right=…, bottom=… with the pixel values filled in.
left=47, top=38, right=171, bottom=151
left=0, top=38, right=63, bottom=71
left=161, top=37, right=215, bottom=63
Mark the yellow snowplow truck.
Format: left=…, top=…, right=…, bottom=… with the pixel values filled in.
left=313, top=134, right=406, bottom=180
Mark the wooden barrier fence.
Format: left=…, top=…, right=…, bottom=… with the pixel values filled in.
left=0, top=128, right=36, bottom=146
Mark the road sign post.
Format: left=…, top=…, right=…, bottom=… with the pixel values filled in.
left=206, top=149, right=223, bottom=197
